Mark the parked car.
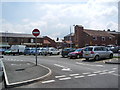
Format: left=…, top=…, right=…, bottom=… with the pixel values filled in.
left=0, top=48, right=6, bottom=55
left=4, top=49, right=12, bottom=55
left=68, top=48, right=84, bottom=59
left=61, top=48, right=76, bottom=57
left=41, top=48, right=49, bottom=56
left=24, top=47, right=33, bottom=55
left=48, top=48, right=60, bottom=55
left=83, top=46, right=113, bottom=60
left=106, top=45, right=120, bottom=53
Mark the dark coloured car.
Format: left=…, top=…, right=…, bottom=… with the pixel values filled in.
left=68, top=48, right=84, bottom=59
left=61, top=48, right=76, bottom=57
left=24, top=47, right=33, bottom=55
left=0, top=48, right=6, bottom=55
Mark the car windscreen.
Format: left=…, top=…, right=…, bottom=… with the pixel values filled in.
left=63, top=48, right=70, bottom=51
left=75, top=49, right=82, bottom=52
left=84, top=47, right=93, bottom=51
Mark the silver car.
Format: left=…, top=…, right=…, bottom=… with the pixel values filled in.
left=83, top=46, right=113, bottom=60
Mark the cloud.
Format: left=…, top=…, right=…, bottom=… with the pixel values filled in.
left=1, top=0, right=118, bottom=39
left=22, top=18, right=30, bottom=22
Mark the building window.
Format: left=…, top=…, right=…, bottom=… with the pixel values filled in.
left=109, top=37, right=112, bottom=41
left=31, top=39, right=34, bottom=43
left=102, top=37, right=105, bottom=41
left=93, top=37, right=97, bottom=40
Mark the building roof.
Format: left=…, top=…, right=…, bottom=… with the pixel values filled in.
left=64, top=41, right=72, bottom=44
left=107, top=31, right=120, bottom=35
left=43, top=40, right=51, bottom=44
left=0, top=32, right=42, bottom=38
left=64, top=33, right=74, bottom=37
left=84, top=29, right=115, bottom=37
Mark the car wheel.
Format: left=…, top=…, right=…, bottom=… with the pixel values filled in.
left=109, top=54, right=113, bottom=59
left=86, top=58, right=89, bottom=61
left=57, top=52, right=60, bottom=55
left=76, top=55, right=80, bottom=59
left=94, top=55, right=99, bottom=60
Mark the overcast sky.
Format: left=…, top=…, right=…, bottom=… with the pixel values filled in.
left=0, top=0, right=119, bottom=40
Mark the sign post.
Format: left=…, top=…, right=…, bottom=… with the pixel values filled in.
left=32, top=29, right=40, bottom=66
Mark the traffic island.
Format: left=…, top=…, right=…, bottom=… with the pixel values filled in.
left=1, top=60, right=52, bottom=88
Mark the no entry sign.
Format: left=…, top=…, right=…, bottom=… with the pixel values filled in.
left=32, top=29, right=40, bottom=36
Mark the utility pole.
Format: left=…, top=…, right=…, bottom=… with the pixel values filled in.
left=70, top=26, right=72, bottom=48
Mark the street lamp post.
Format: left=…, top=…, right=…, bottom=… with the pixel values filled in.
left=70, top=26, right=72, bottom=48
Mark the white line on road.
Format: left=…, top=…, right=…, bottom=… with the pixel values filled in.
left=99, top=72, right=108, bottom=75
left=111, top=74, right=120, bottom=76
left=93, top=71, right=101, bottom=73
left=62, top=68, right=71, bottom=71
left=54, top=64, right=65, bottom=68
left=102, top=70, right=108, bottom=72
left=69, top=74, right=80, bottom=76
left=54, top=64, right=72, bottom=71
left=42, top=80, right=55, bottom=84
left=59, top=77, right=71, bottom=81
left=108, top=71, right=115, bottom=73
left=74, top=75, right=85, bottom=78
left=87, top=74, right=97, bottom=77
left=76, top=62, right=104, bottom=67
left=95, top=65, right=103, bottom=67
left=112, top=68, right=117, bottom=70
left=55, top=75, right=66, bottom=78
left=82, top=72, right=91, bottom=75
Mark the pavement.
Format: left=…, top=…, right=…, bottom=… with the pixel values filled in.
left=105, top=53, right=120, bottom=64
left=1, top=58, right=52, bottom=88
left=105, top=59, right=120, bottom=64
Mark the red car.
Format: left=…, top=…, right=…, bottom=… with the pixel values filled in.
left=68, top=48, right=84, bottom=59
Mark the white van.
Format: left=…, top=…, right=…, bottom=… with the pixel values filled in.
left=11, top=45, right=26, bottom=55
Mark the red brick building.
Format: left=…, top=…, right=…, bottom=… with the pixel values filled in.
left=64, top=25, right=117, bottom=48
left=0, top=32, right=56, bottom=48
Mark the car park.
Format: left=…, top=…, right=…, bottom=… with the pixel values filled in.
left=68, top=48, right=84, bottom=59
left=61, top=48, right=76, bottom=57
left=83, top=46, right=113, bottom=60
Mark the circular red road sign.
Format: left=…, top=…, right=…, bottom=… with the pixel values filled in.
left=32, top=29, right=40, bottom=36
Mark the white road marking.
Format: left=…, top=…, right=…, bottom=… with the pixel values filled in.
left=54, top=64, right=65, bottom=68
left=59, top=77, right=71, bottom=81
left=111, top=74, right=120, bottom=76
left=74, top=75, right=85, bottom=78
left=42, top=80, right=55, bottom=84
left=55, top=75, right=66, bottom=78
left=108, top=71, right=115, bottom=73
left=87, top=74, right=96, bottom=77
left=96, top=65, right=103, bottom=67
left=99, top=72, right=108, bottom=75
left=112, top=68, right=117, bottom=70
left=62, top=68, right=71, bottom=71
left=69, top=74, right=80, bottom=76
left=82, top=72, right=91, bottom=75
left=93, top=71, right=101, bottom=73
left=76, top=62, right=104, bottom=67
left=54, top=64, right=71, bottom=71
left=102, top=70, right=108, bottom=72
